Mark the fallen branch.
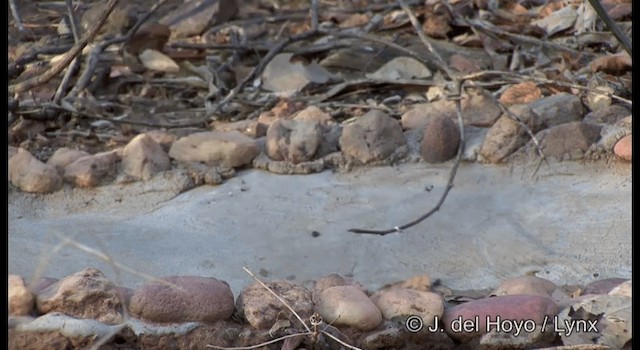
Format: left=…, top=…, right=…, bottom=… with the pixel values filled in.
left=8, top=0, right=120, bottom=95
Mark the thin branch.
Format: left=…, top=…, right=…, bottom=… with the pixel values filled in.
left=349, top=0, right=465, bottom=235
left=67, top=0, right=169, bottom=97
left=53, top=0, right=82, bottom=104
left=8, top=0, right=120, bottom=95
left=586, top=0, right=631, bottom=56
left=9, top=0, right=27, bottom=33
left=310, top=0, right=319, bottom=31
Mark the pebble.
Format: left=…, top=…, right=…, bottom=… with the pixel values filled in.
left=9, top=275, right=34, bottom=316
left=339, top=110, right=406, bottom=164
left=614, top=134, right=631, bottom=161
left=9, top=148, right=62, bottom=193
left=315, top=285, right=383, bottom=331
left=421, top=114, right=460, bottom=163
left=168, top=131, right=260, bottom=168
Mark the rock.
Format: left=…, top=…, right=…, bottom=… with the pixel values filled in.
left=533, top=122, right=602, bottom=158
left=401, top=89, right=501, bottom=130
left=614, top=134, right=631, bottom=161
left=145, top=130, right=177, bottom=152
left=462, top=126, right=489, bottom=162
left=529, top=93, right=584, bottom=130
left=315, top=285, right=382, bottom=331
left=312, top=274, right=365, bottom=303
left=479, top=323, right=556, bottom=349
left=583, top=278, right=629, bottom=295
left=9, top=148, right=63, bottom=193
left=583, top=104, right=630, bottom=125
left=317, top=124, right=342, bottom=158
left=28, top=277, right=59, bottom=295
left=479, top=109, right=530, bottom=163
left=63, top=151, right=119, bottom=188
left=490, top=275, right=571, bottom=306
left=213, top=120, right=265, bottom=138
left=168, top=131, right=260, bottom=168
left=121, top=134, right=171, bottom=180
left=401, top=101, right=455, bottom=130
left=265, top=119, right=323, bottom=164
left=293, top=106, right=334, bottom=125
left=442, top=294, right=558, bottom=342
left=252, top=152, right=325, bottom=174
left=372, top=288, right=443, bottom=328
left=236, top=280, right=313, bottom=329
left=35, top=268, right=123, bottom=324
left=421, top=115, right=460, bottom=163
left=9, top=275, right=34, bottom=316
left=339, top=110, right=407, bottom=164
left=123, top=22, right=171, bottom=56
left=179, top=161, right=235, bottom=185
left=159, top=0, right=238, bottom=38
left=599, top=123, right=631, bottom=152
left=360, top=326, right=404, bottom=349
left=130, top=276, right=234, bottom=323
left=46, top=148, right=90, bottom=174
left=499, top=81, right=542, bottom=106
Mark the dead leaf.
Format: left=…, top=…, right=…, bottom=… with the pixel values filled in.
left=449, top=54, right=482, bottom=74
left=533, top=6, right=578, bottom=36
left=138, top=49, right=180, bottom=73
left=539, top=0, right=566, bottom=18
left=589, top=52, right=632, bottom=73
left=261, top=53, right=334, bottom=93
left=499, top=82, right=542, bottom=105
left=421, top=3, right=452, bottom=38
left=366, top=57, right=432, bottom=80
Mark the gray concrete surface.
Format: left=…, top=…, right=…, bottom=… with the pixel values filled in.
left=8, top=160, right=631, bottom=296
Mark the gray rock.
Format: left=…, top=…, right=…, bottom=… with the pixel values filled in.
left=9, top=275, right=34, bottom=316
left=63, top=151, right=120, bottom=188
left=340, top=110, right=407, bottom=164
left=129, top=276, right=234, bottom=323
left=533, top=121, right=602, bottom=158
left=583, top=104, right=630, bottom=125
left=529, top=93, right=584, bottom=129
left=236, top=280, right=313, bottom=329
left=168, top=131, right=260, bottom=168
left=36, top=268, right=123, bottom=324
left=265, top=119, right=323, bottom=164
left=121, top=134, right=171, bottom=180
left=9, top=148, right=63, bottom=193
left=46, top=148, right=90, bottom=174
left=421, top=115, right=460, bottom=163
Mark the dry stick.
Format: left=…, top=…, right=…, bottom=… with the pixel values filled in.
left=209, top=30, right=320, bottom=117
left=8, top=0, right=119, bottom=95
left=68, top=0, right=168, bottom=97
left=349, top=0, right=465, bottom=235
left=310, top=0, right=319, bottom=31
left=587, top=0, right=631, bottom=56
left=53, top=0, right=83, bottom=104
left=9, top=0, right=27, bottom=33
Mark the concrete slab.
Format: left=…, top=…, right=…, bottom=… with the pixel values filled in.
left=8, top=160, right=631, bottom=296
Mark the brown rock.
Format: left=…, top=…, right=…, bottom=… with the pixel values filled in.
left=372, top=288, right=443, bottom=328
left=265, top=119, right=323, bottom=164
left=614, top=134, right=631, bottom=161
left=315, top=285, right=382, bottom=331
left=312, top=274, right=364, bottom=303
left=9, top=148, right=63, bottom=193
left=237, top=280, right=313, bottom=329
left=442, top=295, right=558, bottom=342
left=401, top=101, right=455, bottom=130
left=35, top=268, right=123, bottom=324
left=421, top=115, right=460, bottom=163
left=479, top=105, right=533, bottom=163
left=46, top=148, right=90, bottom=174
left=535, top=121, right=602, bottom=158
left=63, top=151, right=119, bottom=188
left=339, top=110, right=407, bottom=164
left=499, top=81, right=542, bottom=106
left=491, top=276, right=558, bottom=298
left=168, top=131, right=260, bottom=168
left=130, top=276, right=234, bottom=323
left=9, top=275, right=34, bottom=316
left=378, top=274, right=432, bottom=293
left=121, top=134, right=171, bottom=180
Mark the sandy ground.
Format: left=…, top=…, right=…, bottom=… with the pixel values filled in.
left=8, top=159, right=631, bottom=296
